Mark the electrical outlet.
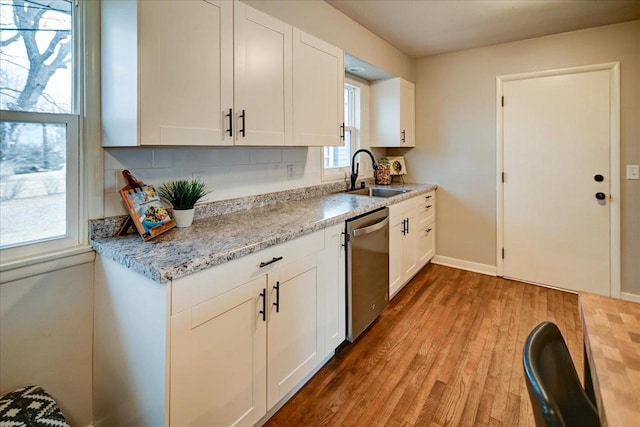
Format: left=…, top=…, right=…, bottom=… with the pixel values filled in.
left=627, top=165, right=640, bottom=180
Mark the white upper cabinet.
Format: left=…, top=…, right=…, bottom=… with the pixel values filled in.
left=101, top=0, right=233, bottom=147
left=234, top=2, right=292, bottom=146
left=102, top=1, right=343, bottom=147
left=292, top=29, right=345, bottom=146
left=370, top=77, right=415, bottom=147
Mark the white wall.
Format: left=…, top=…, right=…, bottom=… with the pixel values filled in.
left=410, top=20, right=640, bottom=294
left=0, top=262, right=94, bottom=426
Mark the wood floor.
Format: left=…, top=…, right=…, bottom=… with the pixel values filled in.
left=265, top=263, right=583, bottom=427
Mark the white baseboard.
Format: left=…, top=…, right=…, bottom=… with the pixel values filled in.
left=431, top=255, right=497, bottom=276
left=621, top=292, right=640, bottom=303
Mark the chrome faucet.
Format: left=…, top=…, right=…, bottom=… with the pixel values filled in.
left=349, top=149, right=378, bottom=191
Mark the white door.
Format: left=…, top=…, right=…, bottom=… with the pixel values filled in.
left=267, top=254, right=320, bottom=410
left=170, top=277, right=267, bottom=426
left=502, top=69, right=611, bottom=295
left=292, top=29, right=344, bottom=146
left=139, top=0, right=233, bottom=146
left=399, top=79, right=415, bottom=147
left=234, top=2, right=292, bottom=146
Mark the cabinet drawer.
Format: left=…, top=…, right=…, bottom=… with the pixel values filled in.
left=418, top=191, right=436, bottom=224
left=171, top=230, right=324, bottom=315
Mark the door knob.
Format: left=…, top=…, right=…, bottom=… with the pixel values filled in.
left=595, top=192, right=606, bottom=200
left=594, top=174, right=604, bottom=182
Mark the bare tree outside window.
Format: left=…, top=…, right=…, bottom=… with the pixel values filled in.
left=0, top=0, right=74, bottom=249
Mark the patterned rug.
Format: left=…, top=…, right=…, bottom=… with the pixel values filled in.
left=0, top=385, right=69, bottom=427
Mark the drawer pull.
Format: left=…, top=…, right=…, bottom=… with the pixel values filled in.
left=260, top=256, right=283, bottom=268
left=259, top=288, right=266, bottom=322
left=273, top=281, right=280, bottom=313
left=425, top=195, right=432, bottom=199
left=426, top=205, right=433, bottom=209
left=426, top=228, right=432, bottom=233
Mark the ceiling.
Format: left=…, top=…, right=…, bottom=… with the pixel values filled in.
left=328, top=0, right=640, bottom=58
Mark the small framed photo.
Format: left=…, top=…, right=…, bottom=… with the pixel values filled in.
left=387, top=156, right=407, bottom=175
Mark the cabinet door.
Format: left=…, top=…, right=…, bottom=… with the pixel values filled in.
left=170, top=276, right=267, bottom=427
left=320, top=224, right=346, bottom=355
left=389, top=219, right=404, bottom=298
left=416, top=221, right=435, bottom=268
left=370, top=77, right=415, bottom=148
left=402, top=215, right=418, bottom=284
left=267, top=254, right=321, bottom=409
left=139, top=0, right=233, bottom=146
left=400, top=79, right=415, bottom=147
left=292, top=29, right=344, bottom=146
left=234, top=2, right=292, bottom=146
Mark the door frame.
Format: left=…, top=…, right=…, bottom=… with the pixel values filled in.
left=496, top=62, right=621, bottom=297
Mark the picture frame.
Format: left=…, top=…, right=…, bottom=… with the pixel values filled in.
left=387, top=156, right=407, bottom=175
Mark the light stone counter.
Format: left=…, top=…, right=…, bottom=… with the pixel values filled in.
left=91, top=183, right=437, bottom=283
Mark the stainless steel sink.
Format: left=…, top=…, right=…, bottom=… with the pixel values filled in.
left=347, top=187, right=410, bottom=198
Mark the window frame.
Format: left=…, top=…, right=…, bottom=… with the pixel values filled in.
left=0, top=0, right=87, bottom=265
left=322, top=77, right=370, bottom=182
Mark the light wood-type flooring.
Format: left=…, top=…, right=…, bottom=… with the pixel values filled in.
left=265, top=263, right=583, bottom=427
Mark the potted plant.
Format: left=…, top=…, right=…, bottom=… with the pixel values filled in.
left=158, top=179, right=211, bottom=227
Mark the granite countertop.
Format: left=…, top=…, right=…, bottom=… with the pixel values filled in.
left=91, top=183, right=437, bottom=284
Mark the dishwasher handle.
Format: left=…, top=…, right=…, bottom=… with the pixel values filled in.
left=351, top=216, right=389, bottom=238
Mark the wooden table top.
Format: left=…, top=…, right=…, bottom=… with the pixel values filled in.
left=579, top=292, right=640, bottom=427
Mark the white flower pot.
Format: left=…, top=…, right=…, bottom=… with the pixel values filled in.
left=173, top=208, right=195, bottom=228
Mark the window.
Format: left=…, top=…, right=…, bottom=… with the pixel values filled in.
left=0, top=0, right=82, bottom=259
left=323, top=79, right=368, bottom=181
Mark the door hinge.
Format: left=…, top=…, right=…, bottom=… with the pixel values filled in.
left=502, top=248, right=505, bottom=259
left=501, top=96, right=504, bottom=107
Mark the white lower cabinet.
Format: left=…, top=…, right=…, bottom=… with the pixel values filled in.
left=169, top=276, right=267, bottom=426
left=94, top=226, right=345, bottom=427
left=389, top=191, right=436, bottom=298
left=266, top=254, right=321, bottom=409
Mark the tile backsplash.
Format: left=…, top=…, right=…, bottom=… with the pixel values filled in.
left=103, top=146, right=339, bottom=217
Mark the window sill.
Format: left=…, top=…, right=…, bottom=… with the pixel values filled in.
left=0, top=245, right=95, bottom=284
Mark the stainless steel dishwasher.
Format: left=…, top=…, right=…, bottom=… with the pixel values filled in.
left=346, top=207, right=389, bottom=342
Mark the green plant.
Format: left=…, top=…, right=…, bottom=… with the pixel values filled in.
left=378, top=157, right=390, bottom=165
left=157, top=179, right=211, bottom=210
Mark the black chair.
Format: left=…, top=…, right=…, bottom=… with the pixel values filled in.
left=523, top=321, right=600, bottom=427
